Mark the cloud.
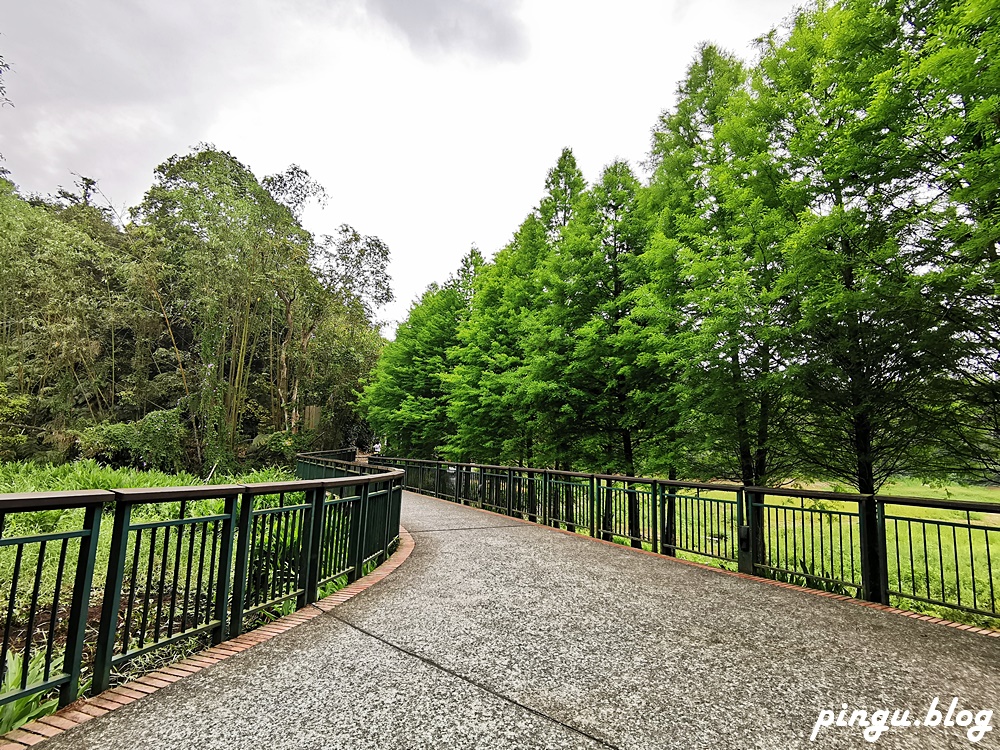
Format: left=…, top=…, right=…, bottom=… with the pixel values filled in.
left=364, top=0, right=529, bottom=62
left=0, top=1, right=298, bottom=204
left=0, top=0, right=527, bottom=205
left=671, top=0, right=696, bottom=22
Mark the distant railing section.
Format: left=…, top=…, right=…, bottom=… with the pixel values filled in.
left=369, top=456, right=1000, bottom=626
left=0, top=454, right=402, bottom=714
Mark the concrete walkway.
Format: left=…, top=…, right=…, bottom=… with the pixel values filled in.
left=42, top=492, right=1000, bottom=749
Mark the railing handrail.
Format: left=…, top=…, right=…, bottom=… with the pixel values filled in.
left=0, top=470, right=405, bottom=510
left=0, top=453, right=404, bottom=719
left=878, top=494, right=1000, bottom=514
left=373, top=456, right=1000, bottom=510
left=0, top=489, right=115, bottom=510
left=743, top=485, right=873, bottom=502
left=370, top=456, right=744, bottom=494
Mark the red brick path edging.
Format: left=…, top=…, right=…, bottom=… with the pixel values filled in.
left=0, top=527, right=415, bottom=750
left=415, top=491, right=1000, bottom=640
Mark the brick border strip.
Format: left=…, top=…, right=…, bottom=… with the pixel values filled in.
left=415, top=491, right=1000, bottom=640
left=0, top=527, right=416, bottom=750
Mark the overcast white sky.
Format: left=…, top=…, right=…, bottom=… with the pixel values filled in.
left=1, top=0, right=801, bottom=333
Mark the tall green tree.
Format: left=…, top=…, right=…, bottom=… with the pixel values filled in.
left=135, top=147, right=315, bottom=461
left=0, top=179, right=130, bottom=431
left=753, top=0, right=965, bottom=493
left=444, top=214, right=550, bottom=464
left=648, top=44, right=802, bottom=487
left=903, top=0, right=1000, bottom=478
left=363, top=251, right=481, bottom=458
left=528, top=160, right=653, bottom=476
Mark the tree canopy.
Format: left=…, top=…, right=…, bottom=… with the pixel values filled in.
left=1, top=146, right=390, bottom=471
left=362, top=0, right=1000, bottom=491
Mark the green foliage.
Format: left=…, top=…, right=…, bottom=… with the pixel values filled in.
left=0, top=52, right=10, bottom=108
left=0, top=383, right=32, bottom=459
left=75, top=408, right=186, bottom=472
left=0, top=651, right=59, bottom=735
left=362, top=251, right=482, bottom=458
left=361, top=0, right=1000, bottom=495
left=250, top=430, right=316, bottom=463
left=443, top=212, right=551, bottom=464
left=0, top=142, right=388, bottom=471
left=0, top=459, right=295, bottom=494
left=0, top=460, right=200, bottom=493
left=527, top=160, right=655, bottom=474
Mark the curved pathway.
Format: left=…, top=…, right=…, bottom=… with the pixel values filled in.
left=33, top=491, right=1000, bottom=749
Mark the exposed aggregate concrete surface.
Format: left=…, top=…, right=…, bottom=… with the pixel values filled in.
left=40, top=491, right=1000, bottom=750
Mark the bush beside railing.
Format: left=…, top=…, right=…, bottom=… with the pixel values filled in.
left=0, top=455, right=402, bottom=722
left=369, top=456, right=1000, bottom=627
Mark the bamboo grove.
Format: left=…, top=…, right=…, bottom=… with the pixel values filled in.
left=1, top=147, right=392, bottom=471
left=362, top=0, right=1000, bottom=495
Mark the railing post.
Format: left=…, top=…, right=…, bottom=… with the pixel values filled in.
left=211, top=492, right=239, bottom=645
left=454, top=466, right=461, bottom=505
left=600, top=478, right=613, bottom=542
left=297, top=486, right=320, bottom=608
left=859, top=494, right=887, bottom=603
left=541, top=470, right=550, bottom=526
left=737, top=488, right=753, bottom=574
left=382, top=480, right=394, bottom=561
left=742, top=488, right=766, bottom=575
left=627, top=483, right=641, bottom=549
left=506, top=468, right=514, bottom=516
left=650, top=481, right=659, bottom=555
left=565, top=477, right=576, bottom=533
left=666, top=484, right=678, bottom=557
left=347, top=482, right=369, bottom=582
left=60, top=503, right=102, bottom=706
left=516, top=470, right=522, bottom=522
left=877, top=496, right=890, bottom=601
left=393, top=478, right=403, bottom=541
left=92, top=498, right=132, bottom=695
left=306, top=486, right=326, bottom=604
left=524, top=471, right=544, bottom=523
left=230, top=489, right=255, bottom=637
left=589, top=475, right=597, bottom=537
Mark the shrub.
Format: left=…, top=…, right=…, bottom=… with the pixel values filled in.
left=0, top=384, right=32, bottom=461
left=248, top=430, right=315, bottom=465
left=75, top=409, right=186, bottom=472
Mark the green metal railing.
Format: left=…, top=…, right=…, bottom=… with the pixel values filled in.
left=0, top=491, right=105, bottom=708
left=0, top=455, right=402, bottom=712
left=370, top=456, right=1000, bottom=624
